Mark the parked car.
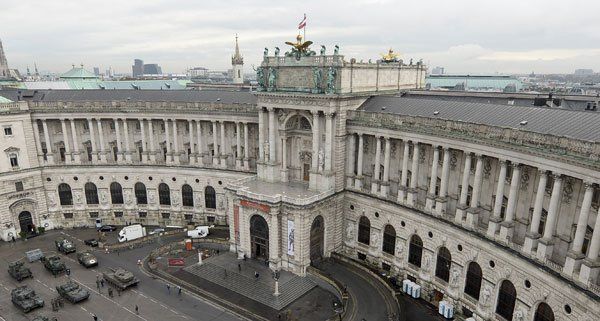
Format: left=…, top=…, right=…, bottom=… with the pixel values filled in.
left=11, top=286, right=44, bottom=313
left=98, top=225, right=117, bottom=232
left=77, top=252, right=98, bottom=268
left=55, top=238, right=76, bottom=254
left=84, top=238, right=98, bottom=247
left=149, top=228, right=165, bottom=235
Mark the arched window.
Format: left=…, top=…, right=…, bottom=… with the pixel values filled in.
left=496, top=280, right=517, bottom=320
left=84, top=182, right=99, bottom=205
left=182, top=184, right=194, bottom=207
left=357, top=216, right=370, bottom=245
left=58, top=183, right=73, bottom=206
left=408, top=234, right=423, bottom=267
left=110, top=182, right=123, bottom=204
left=158, top=183, right=171, bottom=206
left=464, top=262, right=482, bottom=300
left=382, top=224, right=396, bottom=255
left=435, top=247, right=452, bottom=282
left=204, top=186, right=216, bottom=209
left=134, top=182, right=147, bottom=205
left=534, top=302, right=555, bottom=321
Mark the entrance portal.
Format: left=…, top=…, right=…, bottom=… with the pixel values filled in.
left=18, top=211, right=34, bottom=235
left=310, top=215, right=324, bottom=264
left=250, top=215, right=269, bottom=260
left=303, top=163, right=310, bottom=181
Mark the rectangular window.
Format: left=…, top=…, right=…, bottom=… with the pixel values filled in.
left=138, top=212, right=147, bottom=218
left=161, top=212, right=170, bottom=219
left=357, top=252, right=367, bottom=261
left=89, top=212, right=99, bottom=218
left=184, top=214, right=194, bottom=221
left=9, top=155, right=19, bottom=168
left=4, top=127, right=13, bottom=136
left=87, top=147, right=93, bottom=161
left=114, top=211, right=123, bottom=218
left=63, top=213, right=74, bottom=219
left=207, top=216, right=215, bottom=223
left=592, top=189, right=600, bottom=208
left=382, top=262, right=391, bottom=271
left=15, top=181, right=24, bottom=191
left=60, top=147, right=66, bottom=162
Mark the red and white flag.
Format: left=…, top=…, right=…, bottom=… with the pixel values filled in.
left=298, top=14, right=306, bottom=29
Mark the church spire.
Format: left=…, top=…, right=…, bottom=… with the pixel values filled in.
left=0, top=38, right=10, bottom=79
left=232, top=34, right=243, bottom=65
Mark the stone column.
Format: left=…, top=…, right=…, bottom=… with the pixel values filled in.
left=522, top=169, right=548, bottom=254
left=487, top=160, right=507, bottom=236
left=196, top=120, right=204, bottom=165
left=69, top=119, right=81, bottom=164
left=172, top=119, right=180, bottom=165
left=465, top=154, right=484, bottom=228
left=499, top=163, right=522, bottom=241
left=188, top=120, right=195, bottom=165
left=114, top=118, right=122, bottom=162
left=536, top=174, right=563, bottom=260
left=139, top=119, right=146, bottom=163
left=41, top=120, right=55, bottom=164
left=32, top=120, right=44, bottom=164
left=407, top=142, right=420, bottom=206
left=268, top=108, right=276, bottom=164
left=564, top=183, right=595, bottom=276
left=147, top=119, right=156, bottom=163
left=324, top=112, right=334, bottom=172
left=164, top=119, right=171, bottom=164
left=212, top=121, right=219, bottom=166
left=123, top=118, right=132, bottom=163
left=87, top=119, right=97, bottom=163
left=381, top=137, right=391, bottom=197
left=60, top=119, right=72, bottom=164
left=579, top=206, right=600, bottom=285
left=236, top=122, right=242, bottom=169
left=97, top=119, right=107, bottom=163
left=281, top=135, right=288, bottom=182
left=346, top=134, right=356, bottom=187
left=258, top=109, right=265, bottom=162
left=371, top=136, right=382, bottom=194
left=454, top=152, right=472, bottom=223
left=354, top=133, right=364, bottom=189
left=220, top=121, right=227, bottom=168
left=243, top=122, right=250, bottom=170
left=398, top=140, right=410, bottom=203
left=312, top=111, right=320, bottom=172
left=425, top=145, right=440, bottom=212
left=435, top=147, right=451, bottom=215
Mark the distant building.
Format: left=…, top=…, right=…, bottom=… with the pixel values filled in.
left=0, top=39, right=11, bottom=79
left=431, top=66, right=445, bottom=75
left=426, top=74, right=523, bottom=92
left=231, top=35, right=244, bottom=84
left=93, top=67, right=100, bottom=76
left=187, top=67, right=209, bottom=78
left=574, top=69, right=594, bottom=75
left=132, top=59, right=144, bottom=77
left=143, top=63, right=162, bottom=75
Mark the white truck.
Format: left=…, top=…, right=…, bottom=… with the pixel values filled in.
left=118, top=224, right=147, bottom=243
left=186, top=226, right=212, bottom=239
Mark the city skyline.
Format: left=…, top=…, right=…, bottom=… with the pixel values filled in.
left=2, top=0, right=599, bottom=74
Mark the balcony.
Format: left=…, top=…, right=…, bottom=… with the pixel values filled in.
left=227, top=176, right=333, bottom=206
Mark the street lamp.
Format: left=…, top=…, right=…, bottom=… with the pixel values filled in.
left=332, top=299, right=343, bottom=321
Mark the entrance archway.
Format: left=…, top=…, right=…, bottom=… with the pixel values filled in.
left=18, top=211, right=34, bottom=235
left=250, top=215, right=269, bottom=260
left=310, top=215, right=325, bottom=264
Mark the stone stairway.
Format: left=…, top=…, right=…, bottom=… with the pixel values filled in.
left=185, top=262, right=316, bottom=310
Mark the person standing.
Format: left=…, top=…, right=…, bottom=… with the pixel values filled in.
left=135, top=305, right=139, bottom=315
left=92, top=314, right=98, bottom=321
left=166, top=284, right=171, bottom=294
left=238, top=263, right=241, bottom=272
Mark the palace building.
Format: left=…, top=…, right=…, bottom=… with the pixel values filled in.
left=0, top=44, right=599, bottom=321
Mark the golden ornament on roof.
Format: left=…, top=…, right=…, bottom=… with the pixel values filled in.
left=381, top=48, right=400, bottom=63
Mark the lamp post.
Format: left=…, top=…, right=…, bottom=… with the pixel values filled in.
left=332, top=299, right=343, bottom=321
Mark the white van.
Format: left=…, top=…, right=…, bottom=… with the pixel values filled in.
left=186, top=226, right=212, bottom=239
left=118, top=224, right=147, bottom=243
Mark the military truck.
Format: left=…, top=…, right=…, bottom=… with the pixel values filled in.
left=77, top=252, right=98, bottom=268
left=8, top=261, right=32, bottom=281
left=56, top=281, right=90, bottom=303
left=55, top=238, right=76, bottom=254
left=11, top=286, right=44, bottom=313
left=102, top=268, right=139, bottom=290
left=42, top=255, right=66, bottom=275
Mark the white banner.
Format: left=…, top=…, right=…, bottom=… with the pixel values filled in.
left=287, top=220, right=295, bottom=256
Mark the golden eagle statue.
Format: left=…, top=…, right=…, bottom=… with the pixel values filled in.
left=381, top=48, right=400, bottom=63
left=285, top=35, right=313, bottom=54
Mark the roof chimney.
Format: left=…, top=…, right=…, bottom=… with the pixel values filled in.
left=586, top=102, right=592, bottom=110
left=547, top=93, right=554, bottom=108
left=593, top=102, right=598, bottom=111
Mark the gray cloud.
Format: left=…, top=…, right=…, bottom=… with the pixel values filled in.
left=2, top=0, right=599, bottom=74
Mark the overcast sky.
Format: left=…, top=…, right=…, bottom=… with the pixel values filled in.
left=2, top=0, right=599, bottom=75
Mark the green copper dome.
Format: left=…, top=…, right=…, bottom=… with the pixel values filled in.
left=60, top=65, right=98, bottom=80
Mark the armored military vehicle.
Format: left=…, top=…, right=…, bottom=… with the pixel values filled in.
left=56, top=281, right=90, bottom=303
left=11, top=286, right=44, bottom=313
left=42, top=255, right=66, bottom=275
left=8, top=261, right=32, bottom=281
left=32, top=316, right=58, bottom=321
left=102, top=268, right=139, bottom=290
left=55, top=238, right=76, bottom=254
left=77, top=252, right=98, bottom=268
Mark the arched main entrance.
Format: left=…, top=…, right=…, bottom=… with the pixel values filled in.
left=19, top=211, right=34, bottom=235
left=250, top=215, right=269, bottom=260
left=310, top=215, right=325, bottom=264
left=283, top=114, right=313, bottom=182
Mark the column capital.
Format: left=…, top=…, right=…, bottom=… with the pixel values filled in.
left=552, top=173, right=563, bottom=180
left=442, top=146, right=450, bottom=152
left=60, top=118, right=67, bottom=122
left=510, top=161, right=521, bottom=168
left=211, top=120, right=216, bottom=124
left=324, top=112, right=335, bottom=118
left=357, top=132, right=363, bottom=138
left=384, top=136, right=390, bottom=141
left=311, top=110, right=319, bottom=116
left=497, top=158, right=507, bottom=165
left=474, top=152, right=483, bottom=159
left=583, top=181, right=595, bottom=189
left=537, top=168, right=547, bottom=175
left=266, top=107, right=275, bottom=112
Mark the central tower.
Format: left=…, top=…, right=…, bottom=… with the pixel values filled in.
left=231, top=35, right=244, bottom=84
left=0, top=39, right=10, bottom=79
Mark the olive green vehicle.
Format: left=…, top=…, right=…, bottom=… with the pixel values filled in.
left=102, top=268, right=139, bottom=290
left=56, top=281, right=90, bottom=303
left=42, top=255, right=66, bottom=275
left=8, top=261, right=32, bottom=281
left=11, top=286, right=44, bottom=313
left=32, top=316, right=58, bottom=321
left=55, top=238, right=76, bottom=254
left=77, top=252, right=98, bottom=268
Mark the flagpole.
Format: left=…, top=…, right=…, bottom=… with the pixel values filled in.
left=303, top=13, right=306, bottom=41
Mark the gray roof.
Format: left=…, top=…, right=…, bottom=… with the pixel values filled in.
left=360, top=95, right=600, bottom=142
left=0, top=89, right=257, bottom=105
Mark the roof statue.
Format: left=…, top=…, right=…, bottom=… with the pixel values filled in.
left=285, top=35, right=316, bottom=60
left=380, top=48, right=400, bottom=63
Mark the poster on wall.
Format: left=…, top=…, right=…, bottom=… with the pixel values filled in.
left=287, top=220, right=295, bottom=256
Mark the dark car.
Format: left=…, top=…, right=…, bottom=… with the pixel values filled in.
left=77, top=252, right=98, bottom=268
left=84, top=238, right=98, bottom=247
left=98, top=225, right=117, bottom=232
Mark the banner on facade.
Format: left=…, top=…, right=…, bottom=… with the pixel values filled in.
left=234, top=205, right=240, bottom=245
left=287, top=220, right=295, bottom=256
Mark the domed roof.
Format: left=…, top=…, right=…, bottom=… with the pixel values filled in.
left=60, top=64, right=98, bottom=79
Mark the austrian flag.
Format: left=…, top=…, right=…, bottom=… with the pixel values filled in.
left=298, top=14, right=306, bottom=29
